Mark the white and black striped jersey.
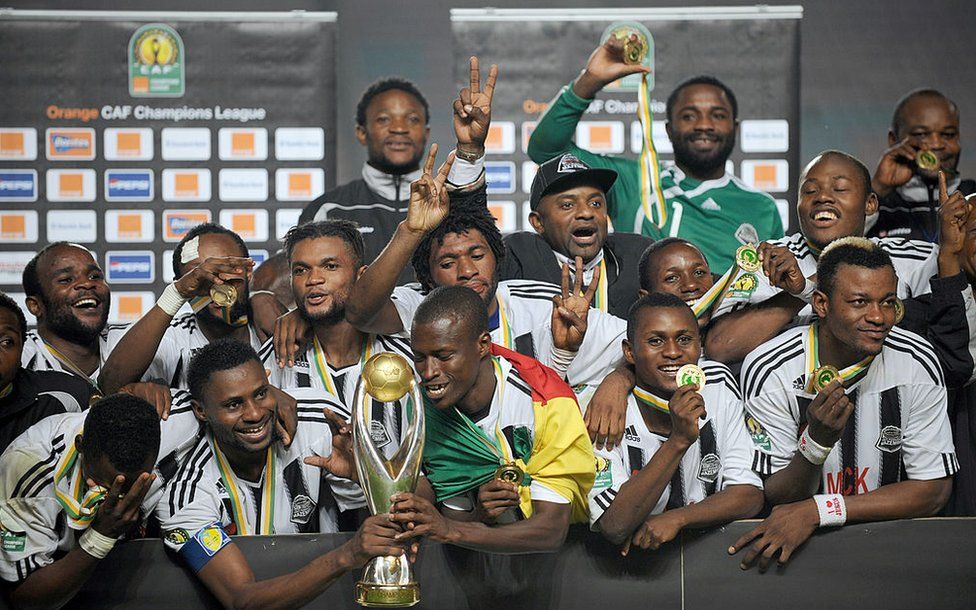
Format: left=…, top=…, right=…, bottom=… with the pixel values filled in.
left=741, top=325, right=958, bottom=494
left=0, top=397, right=200, bottom=584
left=260, top=341, right=410, bottom=511
left=581, top=360, right=761, bottom=529
left=140, top=313, right=264, bottom=390
left=157, top=388, right=344, bottom=551
left=713, top=233, right=940, bottom=321
left=20, top=324, right=130, bottom=384
left=391, top=279, right=626, bottom=387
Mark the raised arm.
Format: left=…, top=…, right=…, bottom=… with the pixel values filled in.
left=98, top=256, right=252, bottom=394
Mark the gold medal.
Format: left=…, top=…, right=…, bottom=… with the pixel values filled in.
left=606, top=23, right=650, bottom=65
left=916, top=149, right=939, bottom=172
left=676, top=364, right=706, bottom=391
left=88, top=392, right=104, bottom=407
left=495, top=462, right=525, bottom=486
left=209, top=283, right=237, bottom=307
left=812, top=365, right=840, bottom=393
left=735, top=244, right=761, bottom=273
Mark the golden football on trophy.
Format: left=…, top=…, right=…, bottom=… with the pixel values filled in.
left=362, top=353, right=414, bottom=402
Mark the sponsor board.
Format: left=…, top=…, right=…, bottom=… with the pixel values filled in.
left=486, top=200, right=517, bottom=232
left=0, top=252, right=36, bottom=285
left=0, top=211, right=39, bottom=243
left=47, top=210, right=98, bottom=242
left=484, top=122, right=516, bottom=154
left=110, top=291, right=155, bottom=323
left=520, top=122, right=536, bottom=154
left=275, top=168, right=325, bottom=201
left=162, top=250, right=176, bottom=283
left=485, top=162, right=516, bottom=194
left=630, top=120, right=673, bottom=154
left=274, top=127, right=325, bottom=160
left=103, top=128, right=153, bottom=161
left=275, top=209, right=303, bottom=240
left=218, top=169, right=268, bottom=202
left=106, top=251, right=155, bottom=283
left=250, top=249, right=269, bottom=267
left=104, top=169, right=154, bottom=202
left=218, top=209, right=269, bottom=242
left=6, top=293, right=36, bottom=325
left=161, top=127, right=211, bottom=161
left=163, top=209, right=212, bottom=242
left=775, top=199, right=790, bottom=232
left=105, top=210, right=154, bottom=243
left=218, top=128, right=268, bottom=161
left=521, top=161, right=538, bottom=194
left=740, top=119, right=789, bottom=153
left=46, top=128, right=96, bottom=161
left=576, top=121, right=625, bottom=154
left=0, top=128, right=38, bottom=160
left=162, top=169, right=211, bottom=201
left=0, top=170, right=38, bottom=202
left=46, top=169, right=96, bottom=202
left=741, top=160, right=789, bottom=193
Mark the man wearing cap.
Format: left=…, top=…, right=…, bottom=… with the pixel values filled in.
left=501, top=153, right=653, bottom=317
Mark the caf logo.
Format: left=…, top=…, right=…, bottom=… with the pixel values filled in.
left=128, top=23, right=185, bottom=97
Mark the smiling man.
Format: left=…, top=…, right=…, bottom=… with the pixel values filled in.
left=501, top=154, right=652, bottom=317
left=21, top=243, right=128, bottom=390
left=528, top=35, right=782, bottom=272
left=386, top=286, right=594, bottom=554
left=583, top=293, right=762, bottom=552
left=869, top=89, right=974, bottom=241
left=731, top=238, right=956, bottom=571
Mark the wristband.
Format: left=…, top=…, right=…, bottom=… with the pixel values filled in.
left=453, top=146, right=483, bottom=163
left=797, top=427, right=833, bottom=465
left=794, top=278, right=817, bottom=304
left=156, top=283, right=188, bottom=317
left=813, top=494, right=847, bottom=527
left=79, top=527, right=119, bottom=559
left=248, top=290, right=277, bottom=300
left=548, top=346, right=577, bottom=377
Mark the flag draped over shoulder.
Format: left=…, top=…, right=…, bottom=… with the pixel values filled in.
left=423, top=344, right=595, bottom=523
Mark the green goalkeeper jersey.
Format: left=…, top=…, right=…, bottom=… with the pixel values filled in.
left=528, top=81, right=784, bottom=272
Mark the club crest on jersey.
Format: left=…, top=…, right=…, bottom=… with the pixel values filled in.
left=876, top=425, right=903, bottom=454
left=557, top=154, right=588, bottom=173
left=291, top=494, right=315, bottom=524
left=727, top=273, right=758, bottom=299
left=698, top=453, right=721, bottom=483
left=745, top=414, right=771, bottom=451
left=594, top=456, right=613, bottom=487
left=165, top=528, right=190, bottom=546
left=369, top=421, right=391, bottom=448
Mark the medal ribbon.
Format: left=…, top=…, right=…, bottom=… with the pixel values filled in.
left=637, top=74, right=668, bottom=229
left=0, top=382, right=13, bottom=399
left=690, top=265, right=741, bottom=319
left=189, top=296, right=249, bottom=327
left=805, top=324, right=875, bottom=393
left=41, top=340, right=103, bottom=397
left=311, top=334, right=373, bottom=396
left=53, top=431, right=107, bottom=528
left=590, top=258, right=609, bottom=312
left=209, top=435, right=276, bottom=535
left=493, top=298, right=515, bottom=350
left=633, top=387, right=671, bottom=414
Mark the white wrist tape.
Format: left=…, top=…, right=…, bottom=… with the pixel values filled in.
left=813, top=494, right=847, bottom=527
left=548, top=346, right=577, bottom=377
left=248, top=290, right=277, bottom=299
left=797, top=427, right=833, bottom=465
left=795, top=278, right=817, bottom=303
left=156, top=283, right=187, bottom=317
left=79, top=527, right=118, bottom=559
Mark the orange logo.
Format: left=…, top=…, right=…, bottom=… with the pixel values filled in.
left=0, top=215, right=26, bottom=238
left=751, top=164, right=778, bottom=190
left=288, top=173, right=312, bottom=197
left=231, top=132, right=256, bottom=157
left=232, top=214, right=256, bottom=236
left=174, top=173, right=199, bottom=197
left=117, top=295, right=145, bottom=321
left=0, top=132, right=24, bottom=157
left=132, top=76, right=149, bottom=93
left=117, top=214, right=143, bottom=238
left=485, top=125, right=505, bottom=150
left=115, top=131, right=142, bottom=157
left=58, top=173, right=85, bottom=197
left=587, top=125, right=613, bottom=149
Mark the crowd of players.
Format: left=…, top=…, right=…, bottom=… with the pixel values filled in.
left=1, top=35, right=974, bottom=609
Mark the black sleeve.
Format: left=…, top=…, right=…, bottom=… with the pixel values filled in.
left=901, top=272, right=974, bottom=389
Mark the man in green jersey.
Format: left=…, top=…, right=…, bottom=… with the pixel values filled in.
left=528, top=34, right=783, bottom=272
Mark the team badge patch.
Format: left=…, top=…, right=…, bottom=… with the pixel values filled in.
left=745, top=414, right=771, bottom=451
left=369, top=421, right=392, bottom=448
left=727, top=273, right=758, bottom=299
left=876, top=425, right=903, bottom=454
left=195, top=524, right=230, bottom=556
left=594, top=456, right=613, bottom=487
left=291, top=494, right=315, bottom=525
left=698, top=453, right=721, bottom=484
left=557, top=153, right=588, bottom=173
left=165, top=528, right=190, bottom=546
left=0, top=522, right=26, bottom=552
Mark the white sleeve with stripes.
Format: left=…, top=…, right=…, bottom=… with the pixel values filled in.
left=902, top=382, right=958, bottom=480
left=715, top=393, right=764, bottom=490
left=0, top=448, right=61, bottom=583
left=587, top=444, right=628, bottom=531
left=157, top=467, right=224, bottom=553
left=390, top=286, right=425, bottom=335
left=564, top=310, right=627, bottom=387
left=743, top=388, right=800, bottom=477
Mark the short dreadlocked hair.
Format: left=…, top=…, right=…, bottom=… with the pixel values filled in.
left=411, top=200, right=505, bottom=292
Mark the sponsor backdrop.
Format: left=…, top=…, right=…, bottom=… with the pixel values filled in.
left=450, top=7, right=801, bottom=236
left=0, top=11, right=337, bottom=323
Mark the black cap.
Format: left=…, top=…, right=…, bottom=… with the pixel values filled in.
left=529, top=153, right=618, bottom=210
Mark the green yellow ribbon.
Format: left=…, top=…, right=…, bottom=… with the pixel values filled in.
left=208, top=435, right=276, bottom=535
left=805, top=324, right=874, bottom=393
left=494, top=297, right=515, bottom=350
left=591, top=258, right=609, bottom=312
left=690, top=265, right=741, bottom=319
left=633, top=386, right=671, bottom=414
left=637, top=74, right=668, bottom=229
left=189, top=296, right=248, bottom=327
left=310, top=334, right=373, bottom=396
left=0, top=382, right=12, bottom=399
left=53, top=431, right=107, bottom=528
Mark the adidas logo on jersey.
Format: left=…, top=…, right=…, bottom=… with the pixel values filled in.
left=792, top=375, right=806, bottom=391
left=624, top=425, right=640, bottom=443
left=701, top=197, right=721, bottom=211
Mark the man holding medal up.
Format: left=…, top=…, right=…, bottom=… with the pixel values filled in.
left=731, top=238, right=957, bottom=571
left=100, top=224, right=265, bottom=399
left=527, top=30, right=783, bottom=273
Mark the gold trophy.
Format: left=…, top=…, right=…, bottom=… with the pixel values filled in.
left=603, top=21, right=652, bottom=65
left=353, top=353, right=425, bottom=607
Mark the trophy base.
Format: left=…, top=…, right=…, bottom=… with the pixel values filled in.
left=356, top=582, right=420, bottom=607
